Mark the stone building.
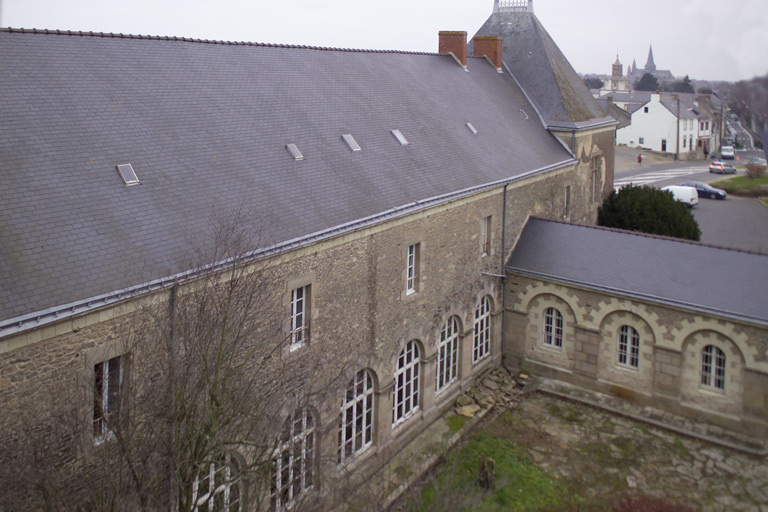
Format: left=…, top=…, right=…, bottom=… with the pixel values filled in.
left=505, top=219, right=768, bottom=447
left=0, top=1, right=616, bottom=509
left=600, top=55, right=631, bottom=94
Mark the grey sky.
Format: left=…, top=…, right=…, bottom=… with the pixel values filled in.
left=1, top=0, right=765, bottom=82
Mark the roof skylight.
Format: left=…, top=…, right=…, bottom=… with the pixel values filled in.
left=390, top=129, right=409, bottom=146
left=342, top=134, right=362, bottom=152
left=116, top=164, right=139, bottom=185
left=286, top=143, right=304, bottom=161
left=466, top=122, right=478, bottom=135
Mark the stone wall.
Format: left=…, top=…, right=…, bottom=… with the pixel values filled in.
left=505, top=275, right=768, bottom=440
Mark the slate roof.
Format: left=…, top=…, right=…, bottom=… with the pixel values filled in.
left=0, top=29, right=574, bottom=330
left=470, top=11, right=614, bottom=129
left=506, top=218, right=768, bottom=326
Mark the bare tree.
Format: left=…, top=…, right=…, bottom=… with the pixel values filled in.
left=0, top=211, right=347, bottom=511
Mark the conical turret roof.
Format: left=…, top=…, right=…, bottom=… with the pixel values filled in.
left=470, top=9, right=610, bottom=127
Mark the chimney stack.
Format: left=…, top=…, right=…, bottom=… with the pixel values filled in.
left=438, top=31, right=467, bottom=68
left=472, top=36, right=503, bottom=72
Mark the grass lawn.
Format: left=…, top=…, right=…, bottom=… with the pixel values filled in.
left=397, top=400, right=704, bottom=512
left=713, top=174, right=768, bottom=197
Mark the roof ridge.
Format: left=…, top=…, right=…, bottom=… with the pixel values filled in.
left=527, top=216, right=768, bottom=257
left=0, top=27, right=438, bottom=56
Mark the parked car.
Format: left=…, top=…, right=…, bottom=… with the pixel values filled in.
left=720, top=145, right=735, bottom=159
left=661, top=185, right=698, bottom=208
left=679, top=182, right=727, bottom=200
left=709, top=161, right=737, bottom=174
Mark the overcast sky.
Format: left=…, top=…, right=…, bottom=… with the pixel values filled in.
left=1, top=0, right=765, bottom=82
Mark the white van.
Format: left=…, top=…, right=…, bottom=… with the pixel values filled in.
left=720, top=145, right=735, bottom=159
left=662, top=185, right=698, bottom=208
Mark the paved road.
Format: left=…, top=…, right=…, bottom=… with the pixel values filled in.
left=690, top=196, right=768, bottom=253
left=613, top=163, right=768, bottom=254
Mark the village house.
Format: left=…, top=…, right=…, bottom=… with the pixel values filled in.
left=1, top=1, right=765, bottom=510
left=611, top=91, right=724, bottom=159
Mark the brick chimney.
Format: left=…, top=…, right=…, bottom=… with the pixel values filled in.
left=472, top=36, right=503, bottom=72
left=438, top=31, right=467, bottom=68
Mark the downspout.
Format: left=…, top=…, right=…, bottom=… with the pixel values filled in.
left=168, top=283, right=178, bottom=512
left=500, top=183, right=508, bottom=365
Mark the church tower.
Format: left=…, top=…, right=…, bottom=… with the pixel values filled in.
left=612, top=55, right=623, bottom=79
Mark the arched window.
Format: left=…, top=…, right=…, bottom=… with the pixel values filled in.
left=617, top=325, right=640, bottom=368
left=192, top=453, right=242, bottom=512
left=436, top=317, right=460, bottom=393
left=473, top=296, right=492, bottom=363
left=543, top=307, right=563, bottom=348
left=271, top=408, right=315, bottom=511
left=701, top=345, right=726, bottom=391
left=393, top=341, right=420, bottom=426
left=339, top=369, right=375, bottom=463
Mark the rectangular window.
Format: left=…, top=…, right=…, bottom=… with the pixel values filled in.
left=639, top=137, right=644, bottom=144
left=644, top=106, right=649, bottom=113
left=406, top=244, right=420, bottom=295
left=563, top=185, right=571, bottom=219
left=661, top=139, right=667, bottom=152
left=481, top=216, right=492, bottom=256
left=291, top=285, right=310, bottom=350
left=94, top=355, right=124, bottom=442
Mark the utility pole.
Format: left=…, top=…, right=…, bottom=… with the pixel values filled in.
left=675, top=95, right=680, bottom=161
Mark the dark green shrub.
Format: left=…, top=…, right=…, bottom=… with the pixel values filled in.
left=598, top=185, right=701, bottom=241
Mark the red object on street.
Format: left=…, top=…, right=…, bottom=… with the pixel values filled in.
left=638, top=154, right=642, bottom=164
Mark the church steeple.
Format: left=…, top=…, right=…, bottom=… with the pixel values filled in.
left=645, top=45, right=656, bottom=72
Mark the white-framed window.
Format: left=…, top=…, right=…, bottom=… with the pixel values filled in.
left=192, top=453, right=242, bottom=512
left=272, top=408, right=315, bottom=511
left=481, top=216, right=492, bottom=256
left=436, top=317, right=460, bottom=393
left=639, top=137, right=645, bottom=144
left=543, top=307, right=563, bottom=348
left=290, top=285, right=310, bottom=350
left=393, top=341, right=420, bottom=426
left=617, top=325, right=640, bottom=368
left=701, top=345, right=726, bottom=392
left=406, top=244, right=420, bottom=295
left=473, top=296, right=492, bottom=364
left=93, top=354, right=124, bottom=443
left=339, top=369, right=375, bottom=463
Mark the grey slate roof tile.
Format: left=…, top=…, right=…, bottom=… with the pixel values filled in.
left=471, top=11, right=610, bottom=128
left=506, top=218, right=768, bottom=325
left=1, top=29, right=573, bottom=324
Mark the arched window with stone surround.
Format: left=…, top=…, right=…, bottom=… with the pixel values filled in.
left=543, top=307, right=563, bottom=348
left=393, top=341, right=420, bottom=426
left=701, top=345, right=726, bottom=391
left=271, top=407, right=316, bottom=511
left=473, top=296, right=492, bottom=363
left=192, top=452, right=242, bottom=512
left=436, top=317, right=460, bottom=393
left=338, top=369, right=375, bottom=464
left=617, top=325, right=640, bottom=368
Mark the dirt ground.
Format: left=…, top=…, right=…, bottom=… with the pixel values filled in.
left=484, top=393, right=768, bottom=511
